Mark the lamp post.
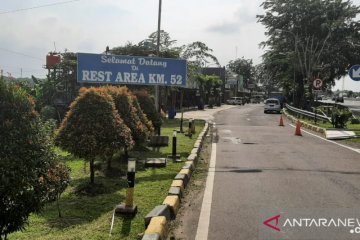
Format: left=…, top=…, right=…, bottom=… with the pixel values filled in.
left=115, top=159, right=137, bottom=216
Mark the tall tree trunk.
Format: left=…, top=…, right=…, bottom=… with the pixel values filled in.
left=56, top=194, right=62, bottom=218
left=90, top=158, right=95, bottom=184
left=107, top=157, right=112, bottom=170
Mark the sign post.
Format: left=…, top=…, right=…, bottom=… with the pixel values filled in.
left=312, top=78, right=323, bottom=124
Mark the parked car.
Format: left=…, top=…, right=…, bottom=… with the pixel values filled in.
left=226, top=97, right=245, bottom=105
left=250, top=97, right=261, bottom=103
left=264, top=98, right=281, bottom=114
left=335, top=96, right=344, bottom=103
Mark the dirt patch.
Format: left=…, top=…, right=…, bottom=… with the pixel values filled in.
left=167, top=139, right=211, bottom=240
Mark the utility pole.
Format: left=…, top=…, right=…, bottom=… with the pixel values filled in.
left=155, top=0, right=162, bottom=135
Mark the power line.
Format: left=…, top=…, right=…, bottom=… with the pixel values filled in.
left=0, top=0, right=80, bottom=15
left=0, top=47, right=43, bottom=61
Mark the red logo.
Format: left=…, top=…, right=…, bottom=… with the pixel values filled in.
left=263, top=215, right=281, bottom=232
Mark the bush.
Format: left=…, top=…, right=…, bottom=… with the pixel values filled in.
left=131, top=95, right=154, bottom=134
left=0, top=79, right=57, bottom=239
left=40, top=105, right=57, bottom=121
left=105, top=86, right=150, bottom=146
left=134, top=90, right=162, bottom=130
left=331, top=108, right=353, bottom=128
left=55, top=87, right=133, bottom=184
left=45, top=162, right=71, bottom=218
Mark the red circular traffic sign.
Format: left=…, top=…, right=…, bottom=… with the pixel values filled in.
left=313, top=78, right=323, bottom=89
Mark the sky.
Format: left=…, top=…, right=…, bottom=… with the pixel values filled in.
left=0, top=0, right=359, bottom=91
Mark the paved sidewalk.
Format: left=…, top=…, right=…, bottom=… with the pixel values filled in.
left=175, top=105, right=236, bottom=121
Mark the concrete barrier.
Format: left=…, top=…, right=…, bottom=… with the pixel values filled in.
left=168, top=186, right=183, bottom=198
left=144, top=205, right=172, bottom=228
left=191, top=148, right=199, bottom=155
left=180, top=168, right=191, bottom=178
left=171, top=180, right=184, bottom=192
left=143, top=121, right=210, bottom=239
left=187, top=153, right=197, bottom=162
left=143, top=216, right=168, bottom=240
left=162, top=195, right=180, bottom=219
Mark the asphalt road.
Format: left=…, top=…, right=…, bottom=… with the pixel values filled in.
left=205, top=104, right=360, bottom=240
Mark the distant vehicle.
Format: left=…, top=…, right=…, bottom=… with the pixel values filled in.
left=250, top=97, right=261, bottom=103
left=316, top=96, right=322, bottom=101
left=335, top=96, right=344, bottom=103
left=226, top=97, right=245, bottom=105
left=264, top=98, right=281, bottom=114
left=251, top=95, right=263, bottom=104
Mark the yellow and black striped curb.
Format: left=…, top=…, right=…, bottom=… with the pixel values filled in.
left=283, top=109, right=326, bottom=135
left=142, top=122, right=209, bottom=240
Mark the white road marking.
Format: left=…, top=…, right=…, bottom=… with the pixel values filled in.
left=289, top=124, right=360, bottom=154
left=195, top=142, right=217, bottom=240
left=220, top=129, right=232, bottom=134
left=247, top=118, right=251, bottom=121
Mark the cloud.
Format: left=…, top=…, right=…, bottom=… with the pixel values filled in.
left=207, top=22, right=240, bottom=33
left=206, top=3, right=259, bottom=34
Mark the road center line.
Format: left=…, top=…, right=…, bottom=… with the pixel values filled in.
left=195, top=142, right=217, bottom=240
left=289, top=124, right=360, bottom=154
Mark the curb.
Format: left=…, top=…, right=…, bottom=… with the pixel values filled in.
left=283, top=109, right=326, bottom=134
left=142, top=121, right=210, bottom=240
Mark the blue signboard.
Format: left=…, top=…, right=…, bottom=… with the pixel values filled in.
left=77, top=53, right=187, bottom=87
left=349, top=65, right=360, bottom=81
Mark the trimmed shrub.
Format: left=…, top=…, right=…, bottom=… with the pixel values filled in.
left=134, top=90, right=162, bottom=130
left=56, top=87, right=133, bottom=184
left=0, top=79, right=57, bottom=238
left=132, top=95, right=155, bottom=134
left=105, top=86, right=150, bottom=146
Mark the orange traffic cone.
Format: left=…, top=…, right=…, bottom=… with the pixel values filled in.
left=295, top=120, right=302, bottom=136
left=279, top=115, right=284, bottom=126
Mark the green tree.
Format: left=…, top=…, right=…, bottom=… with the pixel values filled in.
left=35, top=52, right=78, bottom=120
left=105, top=86, right=150, bottom=148
left=227, top=57, right=255, bottom=89
left=131, top=95, right=155, bottom=134
left=196, top=74, right=222, bottom=108
left=134, top=90, right=162, bottom=130
left=257, top=0, right=360, bottom=107
left=56, top=88, right=133, bottom=184
left=110, top=30, right=181, bottom=59
left=45, top=162, right=70, bottom=218
left=181, top=41, right=220, bottom=88
left=0, top=79, right=57, bottom=239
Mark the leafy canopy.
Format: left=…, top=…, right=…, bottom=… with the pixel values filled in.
left=0, top=79, right=57, bottom=239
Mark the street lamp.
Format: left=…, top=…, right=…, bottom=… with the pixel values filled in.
left=115, top=159, right=137, bottom=216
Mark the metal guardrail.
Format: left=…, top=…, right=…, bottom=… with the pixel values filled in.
left=285, top=104, right=332, bottom=123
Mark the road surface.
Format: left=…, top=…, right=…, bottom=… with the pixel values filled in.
left=196, top=104, right=360, bottom=240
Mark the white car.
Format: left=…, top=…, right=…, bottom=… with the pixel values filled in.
left=264, top=98, right=281, bottom=113
left=226, top=97, right=244, bottom=105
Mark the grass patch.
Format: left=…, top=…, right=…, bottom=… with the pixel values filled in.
left=11, top=119, right=205, bottom=240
